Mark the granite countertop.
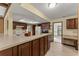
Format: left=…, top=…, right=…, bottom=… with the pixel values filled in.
left=63, top=35, right=78, bottom=40
left=0, top=33, right=51, bottom=51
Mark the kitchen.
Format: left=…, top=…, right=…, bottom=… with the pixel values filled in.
left=0, top=3, right=78, bottom=56
left=0, top=3, right=51, bottom=56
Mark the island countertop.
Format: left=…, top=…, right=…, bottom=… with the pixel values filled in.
left=0, top=33, right=51, bottom=51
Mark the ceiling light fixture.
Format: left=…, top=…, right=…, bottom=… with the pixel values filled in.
left=19, top=19, right=39, bottom=24
left=48, top=3, right=56, bottom=8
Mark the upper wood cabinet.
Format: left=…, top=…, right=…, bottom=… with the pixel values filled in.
left=13, top=21, right=27, bottom=29
left=38, top=22, right=50, bottom=33
left=66, top=18, right=78, bottom=29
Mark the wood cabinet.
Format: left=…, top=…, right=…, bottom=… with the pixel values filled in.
left=66, top=18, right=78, bottom=29
left=32, top=39, right=40, bottom=56
left=41, top=22, right=50, bottom=33
left=39, top=37, right=45, bottom=56
left=18, top=42, right=32, bottom=56
left=12, top=46, right=18, bottom=56
left=0, top=48, right=12, bottom=56
left=0, top=35, right=50, bottom=56
left=32, top=25, right=36, bottom=35
left=13, top=21, right=27, bottom=29
left=44, top=36, right=48, bottom=54
left=0, top=17, right=4, bottom=33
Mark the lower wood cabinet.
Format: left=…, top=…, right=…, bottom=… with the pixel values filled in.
left=44, top=36, right=48, bottom=54
left=0, top=35, right=50, bottom=56
left=0, top=48, right=13, bottom=56
left=32, top=39, right=40, bottom=56
left=18, top=42, right=32, bottom=56
left=12, top=46, right=18, bottom=56
left=39, top=37, right=45, bottom=56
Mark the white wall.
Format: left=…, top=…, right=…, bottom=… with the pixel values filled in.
left=51, top=16, right=78, bottom=36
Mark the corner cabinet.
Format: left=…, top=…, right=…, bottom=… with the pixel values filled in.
left=66, top=18, right=78, bottom=29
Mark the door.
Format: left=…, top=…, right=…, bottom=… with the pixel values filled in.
left=53, top=22, right=63, bottom=43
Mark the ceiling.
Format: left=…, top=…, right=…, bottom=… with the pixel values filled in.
left=11, top=4, right=48, bottom=24
left=31, top=3, right=78, bottom=19
left=11, top=3, right=78, bottom=24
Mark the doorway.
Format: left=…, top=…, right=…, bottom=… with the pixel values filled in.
left=53, top=22, right=63, bottom=43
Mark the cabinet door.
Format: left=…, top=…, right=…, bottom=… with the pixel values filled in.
left=18, top=42, right=32, bottom=56
left=44, top=36, right=48, bottom=54
left=48, top=36, right=50, bottom=50
left=32, top=39, right=40, bottom=56
left=12, top=46, right=18, bottom=56
left=0, top=18, right=4, bottom=33
left=39, top=37, right=45, bottom=56
left=0, top=48, right=12, bottom=56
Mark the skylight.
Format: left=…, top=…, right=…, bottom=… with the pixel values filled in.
left=0, top=6, right=7, bottom=17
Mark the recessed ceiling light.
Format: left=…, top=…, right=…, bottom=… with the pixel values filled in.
left=48, top=3, right=56, bottom=8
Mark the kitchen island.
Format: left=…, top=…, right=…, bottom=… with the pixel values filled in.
left=0, top=33, right=51, bottom=56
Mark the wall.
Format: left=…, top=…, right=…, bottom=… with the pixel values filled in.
left=51, top=16, right=78, bottom=36
left=4, top=4, right=14, bottom=35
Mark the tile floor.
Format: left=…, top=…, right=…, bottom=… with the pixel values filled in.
left=54, top=35, right=61, bottom=43
left=45, top=42, right=78, bottom=56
